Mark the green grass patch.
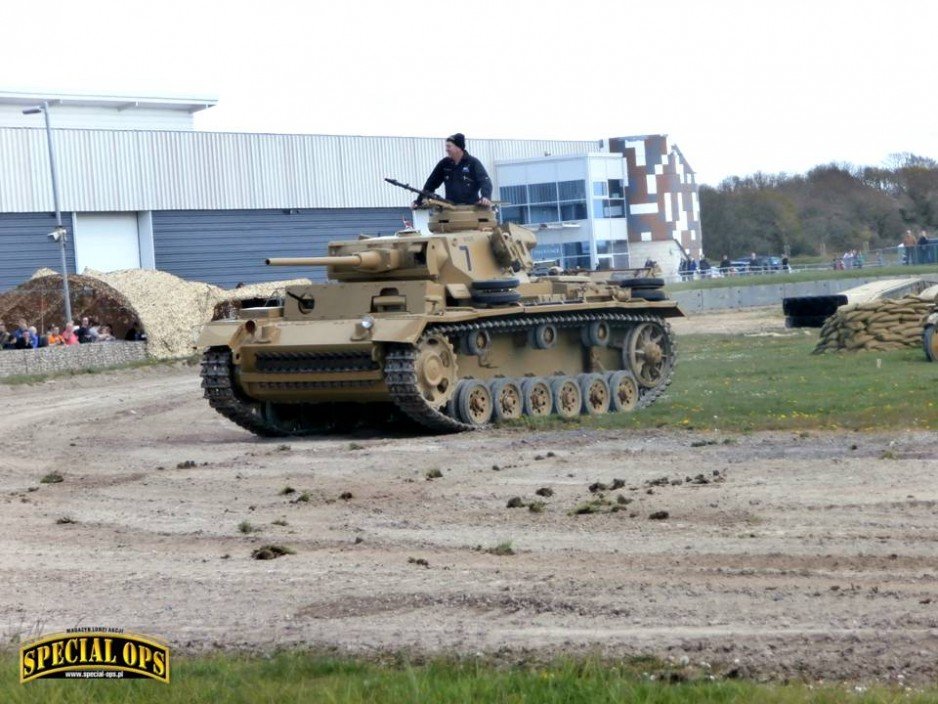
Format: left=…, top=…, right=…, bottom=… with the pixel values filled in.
left=665, top=264, right=938, bottom=292
left=513, top=334, right=938, bottom=433
left=1, top=651, right=934, bottom=703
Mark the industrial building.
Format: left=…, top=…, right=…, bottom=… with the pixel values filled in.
left=0, top=90, right=701, bottom=291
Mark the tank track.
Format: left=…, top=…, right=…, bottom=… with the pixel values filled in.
left=384, top=311, right=676, bottom=432
left=201, top=349, right=293, bottom=436
left=203, top=311, right=676, bottom=436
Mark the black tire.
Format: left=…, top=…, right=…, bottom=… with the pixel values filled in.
left=580, top=320, right=611, bottom=347
left=472, top=278, right=521, bottom=291
left=471, top=289, right=522, bottom=305
left=631, top=289, right=667, bottom=301
left=618, top=277, right=665, bottom=290
left=461, top=328, right=492, bottom=356
left=529, top=323, right=558, bottom=349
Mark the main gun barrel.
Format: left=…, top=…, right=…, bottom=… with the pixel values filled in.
left=266, top=249, right=398, bottom=271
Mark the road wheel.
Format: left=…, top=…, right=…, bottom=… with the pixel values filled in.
left=606, top=370, right=639, bottom=412
left=577, top=373, right=610, bottom=415
left=521, top=378, right=553, bottom=417
left=456, top=379, right=493, bottom=426
left=489, top=378, right=524, bottom=421
left=550, top=376, right=582, bottom=419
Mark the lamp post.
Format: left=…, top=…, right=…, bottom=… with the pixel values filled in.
left=23, top=101, right=72, bottom=325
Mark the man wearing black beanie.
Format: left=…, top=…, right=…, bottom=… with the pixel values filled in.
left=412, top=133, right=493, bottom=208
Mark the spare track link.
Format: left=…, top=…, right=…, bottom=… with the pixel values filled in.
left=201, top=348, right=295, bottom=437
left=384, top=311, right=676, bottom=432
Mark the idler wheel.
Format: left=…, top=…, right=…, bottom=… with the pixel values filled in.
left=625, top=322, right=672, bottom=388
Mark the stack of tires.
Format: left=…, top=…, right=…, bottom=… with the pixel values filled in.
left=470, top=278, right=521, bottom=306
left=618, top=277, right=666, bottom=301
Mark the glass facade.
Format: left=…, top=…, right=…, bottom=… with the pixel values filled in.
left=500, top=180, right=588, bottom=226
left=591, top=179, right=625, bottom=219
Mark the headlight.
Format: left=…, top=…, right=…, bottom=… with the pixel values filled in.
left=360, top=315, right=375, bottom=330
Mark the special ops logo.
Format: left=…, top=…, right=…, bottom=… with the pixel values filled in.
left=19, top=629, right=170, bottom=683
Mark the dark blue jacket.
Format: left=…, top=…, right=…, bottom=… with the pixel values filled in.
left=417, top=152, right=493, bottom=205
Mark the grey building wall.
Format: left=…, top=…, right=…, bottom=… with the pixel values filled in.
left=0, top=212, right=75, bottom=291
left=152, top=207, right=409, bottom=288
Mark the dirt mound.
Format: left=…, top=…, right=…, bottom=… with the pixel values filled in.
left=0, top=269, right=311, bottom=360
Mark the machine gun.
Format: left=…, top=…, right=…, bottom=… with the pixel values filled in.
left=384, top=178, right=455, bottom=208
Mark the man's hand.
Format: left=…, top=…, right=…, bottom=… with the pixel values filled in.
left=477, top=197, right=492, bottom=207
left=411, top=201, right=420, bottom=209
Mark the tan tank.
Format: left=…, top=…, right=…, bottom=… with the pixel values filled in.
left=197, top=197, right=684, bottom=435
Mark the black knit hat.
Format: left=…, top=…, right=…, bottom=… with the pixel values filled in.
left=446, top=133, right=466, bottom=150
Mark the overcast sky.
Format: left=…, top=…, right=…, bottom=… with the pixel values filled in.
left=2, top=0, right=936, bottom=185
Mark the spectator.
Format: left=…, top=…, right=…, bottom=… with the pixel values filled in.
left=11, top=319, right=28, bottom=347
left=27, top=326, right=39, bottom=349
left=902, top=230, right=917, bottom=264
left=781, top=256, right=790, bottom=272
left=61, top=323, right=79, bottom=346
left=47, top=325, right=63, bottom=346
left=687, top=258, right=698, bottom=279
left=0, top=322, right=11, bottom=349
left=699, top=257, right=711, bottom=278
left=719, top=254, right=731, bottom=274
left=919, top=231, right=932, bottom=265
left=97, top=325, right=115, bottom=342
left=747, top=252, right=759, bottom=272
left=76, top=316, right=98, bottom=344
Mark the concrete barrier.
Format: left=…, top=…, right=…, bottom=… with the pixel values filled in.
left=0, top=341, right=148, bottom=379
left=670, top=276, right=934, bottom=313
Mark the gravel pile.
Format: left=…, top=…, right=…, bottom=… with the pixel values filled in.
left=813, top=290, right=938, bottom=353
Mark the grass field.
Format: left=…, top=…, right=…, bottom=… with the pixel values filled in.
left=519, top=333, right=938, bottom=433
left=3, top=652, right=936, bottom=703
left=664, top=264, right=938, bottom=292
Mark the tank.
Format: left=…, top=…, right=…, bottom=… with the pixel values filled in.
left=197, top=199, right=684, bottom=435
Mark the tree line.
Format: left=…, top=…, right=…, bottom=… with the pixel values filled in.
left=699, top=153, right=938, bottom=258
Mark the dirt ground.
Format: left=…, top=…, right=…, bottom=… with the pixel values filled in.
left=2, top=308, right=936, bottom=684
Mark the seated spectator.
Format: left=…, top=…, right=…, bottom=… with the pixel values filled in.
left=27, top=326, right=39, bottom=349
left=47, top=325, right=63, bottom=346
left=61, top=323, right=79, bottom=346
left=0, top=322, right=11, bottom=349
left=97, top=325, right=115, bottom=342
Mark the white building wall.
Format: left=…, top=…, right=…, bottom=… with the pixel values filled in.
left=0, top=128, right=598, bottom=213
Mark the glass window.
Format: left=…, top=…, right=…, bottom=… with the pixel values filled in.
left=592, top=199, right=625, bottom=219
left=499, top=185, right=527, bottom=206
left=528, top=182, right=558, bottom=204
left=500, top=205, right=528, bottom=224
left=528, top=204, right=559, bottom=223
left=558, top=180, right=585, bottom=201
left=592, top=181, right=607, bottom=197
left=608, top=179, right=624, bottom=199
left=560, top=202, right=587, bottom=220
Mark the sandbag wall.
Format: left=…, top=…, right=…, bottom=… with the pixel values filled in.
left=813, top=293, right=938, bottom=353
